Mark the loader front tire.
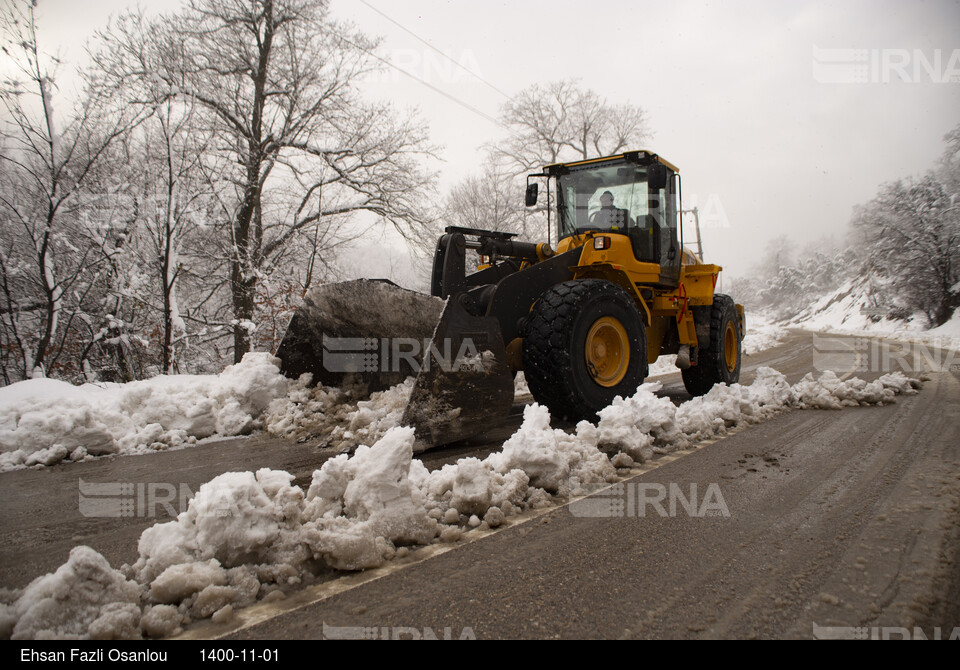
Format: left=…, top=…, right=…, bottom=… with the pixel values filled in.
left=682, top=294, right=741, bottom=396
left=523, top=279, right=648, bottom=422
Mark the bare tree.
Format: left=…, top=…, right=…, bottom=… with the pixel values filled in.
left=0, top=0, right=148, bottom=381
left=96, top=0, right=438, bottom=363
left=488, top=79, right=652, bottom=176
left=445, top=165, right=528, bottom=236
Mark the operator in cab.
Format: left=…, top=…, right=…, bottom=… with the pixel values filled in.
left=592, top=190, right=634, bottom=231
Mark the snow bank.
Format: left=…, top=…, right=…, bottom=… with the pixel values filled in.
left=0, top=354, right=292, bottom=472
left=1, top=367, right=923, bottom=639
left=486, top=404, right=615, bottom=495
left=596, top=383, right=687, bottom=459
left=132, top=468, right=308, bottom=587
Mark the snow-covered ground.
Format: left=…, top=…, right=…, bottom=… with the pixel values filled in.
left=788, top=277, right=960, bottom=352
left=0, top=365, right=923, bottom=640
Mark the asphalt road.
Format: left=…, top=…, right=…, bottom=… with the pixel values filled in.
left=2, top=331, right=958, bottom=639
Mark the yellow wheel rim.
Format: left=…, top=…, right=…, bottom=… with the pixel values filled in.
left=585, top=317, right=629, bottom=387
left=724, top=321, right=738, bottom=373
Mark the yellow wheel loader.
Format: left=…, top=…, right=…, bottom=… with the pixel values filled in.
left=275, top=150, right=745, bottom=449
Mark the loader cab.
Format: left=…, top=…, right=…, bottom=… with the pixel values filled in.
left=537, top=152, right=682, bottom=287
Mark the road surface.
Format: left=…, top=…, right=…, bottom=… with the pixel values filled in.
left=1, top=331, right=958, bottom=639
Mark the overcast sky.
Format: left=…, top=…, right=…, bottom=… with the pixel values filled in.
left=28, top=0, right=960, bottom=279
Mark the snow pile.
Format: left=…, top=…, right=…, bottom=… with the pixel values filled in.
left=676, top=366, right=796, bottom=440
left=301, top=427, right=437, bottom=570
left=596, top=383, right=687, bottom=460
left=791, top=370, right=920, bottom=409
left=0, top=353, right=292, bottom=472
left=266, top=370, right=534, bottom=453
left=485, top=404, right=615, bottom=495
left=0, top=367, right=924, bottom=639
left=260, top=376, right=346, bottom=443
left=134, top=468, right=308, bottom=584
left=264, top=376, right=414, bottom=452
left=1, top=546, right=142, bottom=640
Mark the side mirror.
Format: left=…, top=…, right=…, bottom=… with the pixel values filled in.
left=648, top=164, right=667, bottom=191
left=525, top=183, right=539, bottom=207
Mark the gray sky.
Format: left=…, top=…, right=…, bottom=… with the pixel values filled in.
left=31, top=0, right=960, bottom=279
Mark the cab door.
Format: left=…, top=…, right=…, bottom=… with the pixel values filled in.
left=650, top=166, right=681, bottom=287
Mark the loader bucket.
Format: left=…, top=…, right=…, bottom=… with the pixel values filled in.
left=275, top=279, right=445, bottom=393
left=402, top=299, right=515, bottom=451
left=275, top=278, right=515, bottom=449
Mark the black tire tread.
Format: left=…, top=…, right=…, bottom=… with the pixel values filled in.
left=523, top=279, right=648, bottom=421
left=682, top=294, right=741, bottom=396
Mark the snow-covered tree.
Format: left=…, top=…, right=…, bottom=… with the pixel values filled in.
left=445, top=165, right=530, bottom=234
left=0, top=0, right=148, bottom=382
left=487, top=79, right=652, bottom=176
left=854, top=169, right=959, bottom=327
left=96, top=0, right=438, bottom=362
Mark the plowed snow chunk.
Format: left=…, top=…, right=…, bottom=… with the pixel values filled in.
left=744, top=367, right=796, bottom=412
left=877, top=371, right=922, bottom=394
left=483, top=507, right=506, bottom=528
left=677, top=383, right=747, bottom=439
left=793, top=370, right=897, bottom=409
left=265, top=378, right=414, bottom=451
left=302, top=427, right=437, bottom=570
left=140, top=604, right=182, bottom=638
left=133, top=469, right=308, bottom=588
left=451, top=458, right=495, bottom=517
left=597, top=382, right=686, bottom=456
left=149, top=560, right=228, bottom=604
left=8, top=546, right=141, bottom=640
left=486, top=404, right=615, bottom=495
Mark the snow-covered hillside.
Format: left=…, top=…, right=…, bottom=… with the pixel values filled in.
left=786, top=276, right=960, bottom=350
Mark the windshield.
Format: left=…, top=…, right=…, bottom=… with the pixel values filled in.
left=556, top=163, right=659, bottom=239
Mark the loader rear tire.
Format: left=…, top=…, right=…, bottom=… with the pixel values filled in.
left=523, top=279, right=648, bottom=422
left=682, top=294, right=741, bottom=396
